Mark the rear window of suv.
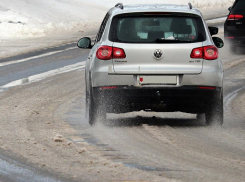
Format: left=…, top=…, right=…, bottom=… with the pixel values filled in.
left=233, top=0, right=245, bottom=12
left=109, top=13, right=206, bottom=43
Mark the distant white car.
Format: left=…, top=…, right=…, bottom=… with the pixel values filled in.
left=78, top=3, right=224, bottom=126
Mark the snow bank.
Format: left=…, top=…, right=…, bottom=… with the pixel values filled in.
left=0, top=0, right=234, bottom=40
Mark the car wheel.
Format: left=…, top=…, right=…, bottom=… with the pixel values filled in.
left=196, top=113, right=205, bottom=120
left=230, top=45, right=237, bottom=54
left=205, top=92, right=223, bottom=126
left=87, top=89, right=96, bottom=125
left=87, top=88, right=106, bottom=125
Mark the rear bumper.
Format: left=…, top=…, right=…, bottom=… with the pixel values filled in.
left=224, top=27, right=245, bottom=46
left=225, top=37, right=245, bottom=46
left=91, top=58, right=223, bottom=88
left=93, top=86, right=222, bottom=113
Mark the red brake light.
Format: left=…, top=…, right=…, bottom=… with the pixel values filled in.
left=96, top=46, right=126, bottom=60
left=96, top=46, right=112, bottom=60
left=204, top=46, right=219, bottom=60
left=191, top=46, right=218, bottom=60
left=228, top=14, right=244, bottom=20
left=203, top=46, right=218, bottom=60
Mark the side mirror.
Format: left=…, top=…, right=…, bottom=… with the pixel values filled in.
left=228, top=7, right=232, bottom=11
left=77, top=37, right=92, bottom=49
left=208, top=26, right=219, bottom=36
left=212, top=37, right=224, bottom=48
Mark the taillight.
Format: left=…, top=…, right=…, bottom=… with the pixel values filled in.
left=96, top=46, right=113, bottom=60
left=113, top=47, right=126, bottom=59
left=203, top=46, right=218, bottom=60
left=190, top=46, right=218, bottom=60
left=228, top=14, right=244, bottom=20
left=96, top=46, right=126, bottom=60
left=190, top=47, right=203, bottom=59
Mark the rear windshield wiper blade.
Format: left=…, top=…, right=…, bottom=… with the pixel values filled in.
left=156, top=38, right=181, bottom=43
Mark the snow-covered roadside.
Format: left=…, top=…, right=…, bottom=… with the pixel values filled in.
left=0, top=0, right=234, bottom=40
left=0, top=0, right=233, bottom=59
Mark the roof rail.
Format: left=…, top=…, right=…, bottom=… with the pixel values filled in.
left=115, top=3, right=123, bottom=9
left=188, top=2, right=193, bottom=9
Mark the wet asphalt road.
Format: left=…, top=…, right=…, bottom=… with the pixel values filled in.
left=0, top=21, right=245, bottom=181
left=0, top=42, right=89, bottom=181
left=0, top=153, right=62, bottom=182
left=0, top=47, right=89, bottom=87
left=61, top=27, right=245, bottom=181
left=62, top=51, right=245, bottom=182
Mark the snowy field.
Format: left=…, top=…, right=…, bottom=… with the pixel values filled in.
left=0, top=0, right=234, bottom=58
left=0, top=0, right=234, bottom=40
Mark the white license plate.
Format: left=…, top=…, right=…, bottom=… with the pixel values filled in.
left=138, top=75, right=177, bottom=85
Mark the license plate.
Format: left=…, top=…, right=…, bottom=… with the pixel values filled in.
left=138, top=75, right=177, bottom=85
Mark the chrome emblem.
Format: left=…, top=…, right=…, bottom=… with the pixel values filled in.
left=154, top=49, right=163, bottom=59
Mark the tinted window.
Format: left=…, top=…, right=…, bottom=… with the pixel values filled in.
left=109, top=14, right=206, bottom=43
left=233, top=0, right=245, bottom=12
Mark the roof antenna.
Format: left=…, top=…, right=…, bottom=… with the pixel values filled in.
left=188, top=2, right=193, bottom=9
left=115, top=3, right=123, bottom=9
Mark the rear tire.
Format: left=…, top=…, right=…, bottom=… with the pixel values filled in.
left=230, top=45, right=237, bottom=54
left=87, top=89, right=106, bottom=125
left=205, top=92, right=223, bottom=126
left=88, top=92, right=96, bottom=125
left=196, top=113, right=205, bottom=120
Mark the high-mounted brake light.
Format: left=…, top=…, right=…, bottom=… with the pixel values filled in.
left=228, top=14, right=244, bottom=20
left=96, top=46, right=126, bottom=60
left=191, top=46, right=218, bottom=60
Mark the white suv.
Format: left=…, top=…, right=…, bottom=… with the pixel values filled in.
left=77, top=3, right=224, bottom=126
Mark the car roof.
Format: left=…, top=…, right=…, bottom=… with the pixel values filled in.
left=109, top=4, right=202, bottom=17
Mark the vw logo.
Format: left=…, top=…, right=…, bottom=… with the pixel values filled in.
left=154, top=49, right=163, bottom=59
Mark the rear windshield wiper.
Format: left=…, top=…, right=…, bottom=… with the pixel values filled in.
left=156, top=38, right=182, bottom=43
